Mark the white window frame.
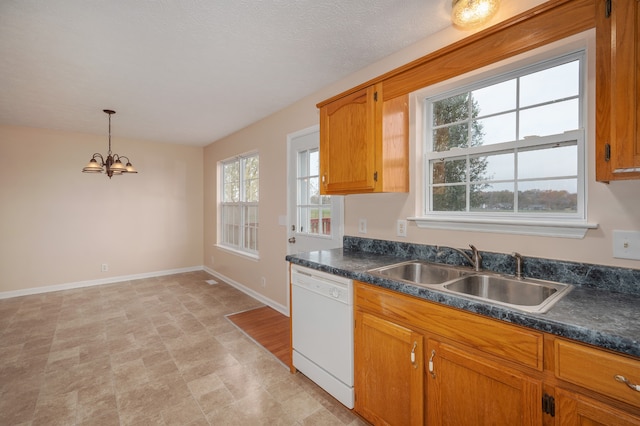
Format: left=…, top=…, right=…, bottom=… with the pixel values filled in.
left=218, top=152, right=259, bottom=258
left=409, top=31, right=598, bottom=239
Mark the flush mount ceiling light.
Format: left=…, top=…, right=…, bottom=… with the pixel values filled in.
left=82, top=109, right=138, bottom=178
left=452, top=0, right=500, bottom=29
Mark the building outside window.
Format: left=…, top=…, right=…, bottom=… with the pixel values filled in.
left=220, top=153, right=259, bottom=255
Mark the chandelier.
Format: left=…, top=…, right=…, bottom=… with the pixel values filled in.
left=82, top=109, right=138, bottom=178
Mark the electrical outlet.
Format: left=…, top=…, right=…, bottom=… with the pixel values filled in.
left=358, top=219, right=367, bottom=234
left=613, top=230, right=640, bottom=260
left=261, top=277, right=267, bottom=288
left=101, top=263, right=109, bottom=272
left=397, top=220, right=407, bottom=237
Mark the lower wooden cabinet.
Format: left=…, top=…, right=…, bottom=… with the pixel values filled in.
left=427, top=339, right=542, bottom=426
left=555, top=388, right=640, bottom=426
left=353, top=281, right=640, bottom=426
left=354, top=310, right=424, bottom=425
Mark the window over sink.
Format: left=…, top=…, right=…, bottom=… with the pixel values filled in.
left=410, top=33, right=598, bottom=238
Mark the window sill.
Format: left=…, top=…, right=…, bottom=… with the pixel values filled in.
left=215, top=244, right=260, bottom=261
left=407, top=216, right=598, bottom=239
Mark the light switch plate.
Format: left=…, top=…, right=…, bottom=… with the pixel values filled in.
left=613, top=230, right=640, bottom=260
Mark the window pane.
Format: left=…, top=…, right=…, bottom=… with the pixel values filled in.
left=471, top=183, right=515, bottom=212
left=244, top=156, right=259, bottom=202
left=472, top=79, right=517, bottom=117
left=310, top=208, right=319, bottom=234
left=433, top=124, right=469, bottom=152
left=298, top=177, right=309, bottom=205
left=518, top=180, right=578, bottom=213
left=298, top=151, right=309, bottom=177
left=244, top=205, right=258, bottom=250
left=433, top=93, right=470, bottom=126
left=520, top=60, right=579, bottom=107
left=472, top=152, right=513, bottom=182
left=223, top=161, right=239, bottom=202
left=321, top=208, right=332, bottom=235
left=431, top=158, right=466, bottom=184
left=474, top=112, right=516, bottom=146
left=309, top=177, right=320, bottom=203
left=309, top=149, right=319, bottom=176
left=432, top=185, right=466, bottom=211
left=520, top=99, right=579, bottom=138
left=299, top=207, right=309, bottom=234
left=518, top=144, right=577, bottom=179
left=223, top=205, right=240, bottom=245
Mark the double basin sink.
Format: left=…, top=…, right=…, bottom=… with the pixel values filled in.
left=367, top=260, right=572, bottom=313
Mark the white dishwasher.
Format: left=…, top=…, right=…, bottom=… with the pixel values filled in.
left=291, top=264, right=354, bottom=408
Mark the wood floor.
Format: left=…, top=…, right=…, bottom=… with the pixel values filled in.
left=226, top=305, right=291, bottom=368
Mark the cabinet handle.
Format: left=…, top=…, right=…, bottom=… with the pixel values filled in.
left=410, top=341, right=418, bottom=368
left=615, top=375, right=640, bottom=392
left=321, top=174, right=327, bottom=187
left=428, top=349, right=436, bottom=378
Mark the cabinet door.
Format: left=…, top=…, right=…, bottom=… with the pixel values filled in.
left=556, top=387, right=640, bottom=425
left=354, top=310, right=424, bottom=426
left=319, top=85, right=379, bottom=194
left=596, top=0, right=640, bottom=181
left=427, top=339, right=542, bottom=426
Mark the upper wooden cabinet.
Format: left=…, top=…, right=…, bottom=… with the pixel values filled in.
left=318, top=84, right=409, bottom=195
left=596, top=0, right=640, bottom=181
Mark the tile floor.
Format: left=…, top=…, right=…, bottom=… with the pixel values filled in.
left=0, top=271, right=367, bottom=425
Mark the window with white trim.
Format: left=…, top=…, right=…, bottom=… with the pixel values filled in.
left=418, top=50, right=590, bottom=236
left=296, top=147, right=333, bottom=236
left=220, top=153, right=259, bottom=254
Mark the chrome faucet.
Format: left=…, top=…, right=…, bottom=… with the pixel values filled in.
left=452, top=244, right=483, bottom=272
left=512, top=252, right=524, bottom=280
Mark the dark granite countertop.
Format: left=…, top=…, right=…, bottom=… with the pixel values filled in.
left=287, top=248, right=640, bottom=359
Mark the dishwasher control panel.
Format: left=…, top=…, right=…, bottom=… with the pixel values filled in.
left=291, top=265, right=353, bottom=305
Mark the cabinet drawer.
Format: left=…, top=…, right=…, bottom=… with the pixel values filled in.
left=555, top=338, right=640, bottom=408
left=355, top=281, right=543, bottom=371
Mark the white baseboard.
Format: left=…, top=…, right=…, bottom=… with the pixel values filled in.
left=203, top=266, right=289, bottom=317
left=0, top=266, right=203, bottom=300
left=1, top=266, right=290, bottom=318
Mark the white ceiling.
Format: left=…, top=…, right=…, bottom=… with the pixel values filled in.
left=0, top=0, right=451, bottom=146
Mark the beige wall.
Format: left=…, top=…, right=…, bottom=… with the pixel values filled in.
left=5, top=0, right=638, bottom=305
left=0, top=125, right=203, bottom=294
left=204, top=0, right=640, bottom=310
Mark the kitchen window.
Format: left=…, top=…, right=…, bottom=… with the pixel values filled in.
left=219, top=153, right=259, bottom=255
left=411, top=41, right=597, bottom=238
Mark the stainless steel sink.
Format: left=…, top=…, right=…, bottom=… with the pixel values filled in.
left=442, top=274, right=572, bottom=313
left=368, top=260, right=572, bottom=313
left=368, top=260, right=471, bottom=286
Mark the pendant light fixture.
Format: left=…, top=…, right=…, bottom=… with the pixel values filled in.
left=82, top=109, right=138, bottom=178
left=452, top=0, right=500, bottom=29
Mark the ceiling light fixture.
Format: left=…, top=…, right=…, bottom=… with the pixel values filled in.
left=82, top=109, right=138, bottom=178
left=452, top=0, right=500, bottom=29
